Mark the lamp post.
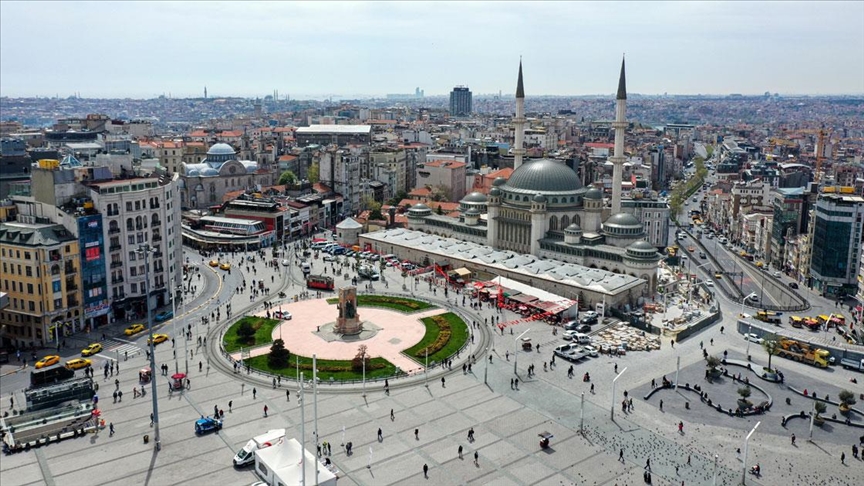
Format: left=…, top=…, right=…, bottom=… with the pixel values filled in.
left=514, top=328, right=530, bottom=375
left=424, top=348, right=428, bottom=388
left=137, top=244, right=161, bottom=451
left=170, top=277, right=179, bottom=373
left=483, top=346, right=489, bottom=384
left=743, top=292, right=757, bottom=357
left=610, top=367, right=627, bottom=421
left=742, top=421, right=760, bottom=485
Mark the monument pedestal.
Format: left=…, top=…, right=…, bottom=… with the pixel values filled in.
left=334, top=287, right=362, bottom=335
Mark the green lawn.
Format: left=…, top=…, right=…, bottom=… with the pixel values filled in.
left=403, top=312, right=469, bottom=365
left=324, top=295, right=434, bottom=313
left=246, top=354, right=399, bottom=381
left=223, top=316, right=281, bottom=353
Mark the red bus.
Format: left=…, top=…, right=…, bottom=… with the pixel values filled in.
left=307, top=275, right=334, bottom=291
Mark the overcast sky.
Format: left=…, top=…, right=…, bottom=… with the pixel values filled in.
left=2, top=1, right=862, bottom=99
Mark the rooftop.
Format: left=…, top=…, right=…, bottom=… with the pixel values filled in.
left=295, top=125, right=372, bottom=135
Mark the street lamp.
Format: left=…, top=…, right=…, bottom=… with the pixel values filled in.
left=136, top=244, right=161, bottom=451
left=610, top=367, right=627, bottom=420
left=742, top=292, right=757, bottom=358
left=514, top=328, right=530, bottom=375
left=742, top=421, right=761, bottom=485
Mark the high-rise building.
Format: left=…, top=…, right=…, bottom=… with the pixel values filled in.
left=449, top=86, right=472, bottom=117
left=809, top=193, right=864, bottom=297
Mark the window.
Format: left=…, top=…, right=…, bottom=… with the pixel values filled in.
left=24, top=251, right=31, bottom=260
left=29, top=301, right=35, bottom=312
left=126, top=202, right=133, bottom=211
left=135, top=201, right=141, bottom=211
left=25, top=266, right=32, bottom=277
left=131, top=283, right=137, bottom=293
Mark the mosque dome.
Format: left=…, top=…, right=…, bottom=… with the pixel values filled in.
left=200, top=168, right=219, bottom=177
left=603, top=212, right=644, bottom=237
left=564, top=223, right=582, bottom=234
left=207, top=143, right=236, bottom=156
left=503, top=159, right=582, bottom=194
left=489, top=187, right=502, bottom=197
left=626, top=240, right=659, bottom=259
left=584, top=187, right=603, bottom=200
left=408, top=203, right=432, bottom=217
left=464, top=208, right=481, bottom=216
left=462, top=192, right=488, bottom=203
left=492, top=177, right=507, bottom=187
left=533, top=193, right=547, bottom=203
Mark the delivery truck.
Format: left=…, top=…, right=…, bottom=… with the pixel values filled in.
left=840, top=357, right=864, bottom=372
left=233, top=429, right=286, bottom=467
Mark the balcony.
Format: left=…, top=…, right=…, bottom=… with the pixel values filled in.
left=152, top=235, right=163, bottom=243
left=153, top=252, right=163, bottom=259
left=109, top=244, right=122, bottom=252
left=66, top=284, right=78, bottom=291
left=64, top=265, right=76, bottom=275
left=111, top=276, right=124, bottom=284
left=67, top=298, right=79, bottom=307
left=151, top=219, right=162, bottom=227
left=108, top=227, right=121, bottom=234
left=110, top=261, right=123, bottom=269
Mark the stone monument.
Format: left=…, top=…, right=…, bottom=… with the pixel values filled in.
left=334, top=287, right=362, bottom=335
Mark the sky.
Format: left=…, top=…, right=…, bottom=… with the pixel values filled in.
left=1, top=1, right=863, bottom=99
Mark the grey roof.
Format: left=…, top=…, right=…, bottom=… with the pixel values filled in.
left=603, top=212, right=641, bottom=227
left=516, top=61, right=525, bottom=99
left=336, top=217, right=363, bottom=229
left=489, top=187, right=502, bottom=197
left=461, top=192, right=488, bottom=203
left=492, top=176, right=507, bottom=187
left=361, top=228, right=646, bottom=295
left=565, top=223, right=582, bottom=233
left=584, top=187, right=603, bottom=200
left=0, top=222, right=76, bottom=247
left=616, top=57, right=627, bottom=100
left=627, top=240, right=655, bottom=251
left=533, top=193, right=547, bottom=203
left=208, top=143, right=235, bottom=155
left=503, top=159, right=582, bottom=194
left=464, top=208, right=481, bottom=216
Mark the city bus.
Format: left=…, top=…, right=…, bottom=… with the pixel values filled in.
left=306, top=275, right=334, bottom=291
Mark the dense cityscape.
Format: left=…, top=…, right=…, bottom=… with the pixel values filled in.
left=2, top=2, right=864, bottom=486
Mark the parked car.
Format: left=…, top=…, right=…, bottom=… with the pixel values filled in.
left=788, top=282, right=799, bottom=289
left=743, top=333, right=764, bottom=344
left=195, top=416, right=223, bottom=435
left=219, top=263, right=231, bottom=270
left=281, top=259, right=290, bottom=266
left=208, top=260, right=219, bottom=267
left=273, top=310, right=292, bottom=320
left=155, top=311, right=174, bottom=322
left=582, top=345, right=600, bottom=357
left=323, top=255, right=336, bottom=262
left=553, top=344, right=580, bottom=361
left=580, top=315, right=598, bottom=325
left=699, top=252, right=706, bottom=259
left=575, top=324, right=592, bottom=333
left=562, top=330, right=579, bottom=341
left=82, top=343, right=103, bottom=357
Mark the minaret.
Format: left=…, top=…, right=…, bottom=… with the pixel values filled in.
left=513, top=61, right=526, bottom=170
left=610, top=56, right=628, bottom=214
left=204, top=86, right=208, bottom=99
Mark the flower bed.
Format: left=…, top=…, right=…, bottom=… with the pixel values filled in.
left=325, top=295, right=434, bottom=313
left=403, top=312, right=469, bottom=364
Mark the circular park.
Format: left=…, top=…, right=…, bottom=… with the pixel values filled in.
left=220, top=290, right=470, bottom=384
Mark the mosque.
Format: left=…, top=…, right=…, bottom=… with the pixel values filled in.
left=406, top=59, right=663, bottom=292
left=179, top=143, right=276, bottom=209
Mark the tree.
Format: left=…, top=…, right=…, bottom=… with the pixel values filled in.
left=236, top=319, right=256, bottom=344
left=387, top=189, right=409, bottom=207
left=278, top=170, right=297, bottom=186
left=268, top=338, right=290, bottom=368
left=706, top=356, right=721, bottom=371
left=839, top=390, right=857, bottom=407
left=761, top=334, right=780, bottom=371
left=737, top=386, right=752, bottom=407
left=813, top=401, right=827, bottom=417
left=352, top=344, right=370, bottom=372
left=436, top=204, right=444, bottom=215
left=429, top=184, right=452, bottom=202
left=307, top=162, right=320, bottom=183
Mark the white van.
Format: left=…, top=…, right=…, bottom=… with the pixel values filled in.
left=301, top=262, right=311, bottom=274
left=233, top=429, right=286, bottom=467
left=573, top=333, right=591, bottom=345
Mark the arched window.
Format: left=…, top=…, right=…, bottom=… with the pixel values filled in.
left=561, top=215, right=570, bottom=228
left=126, top=218, right=134, bottom=231
left=573, top=214, right=581, bottom=227
left=549, top=216, right=558, bottom=231
left=552, top=198, right=558, bottom=204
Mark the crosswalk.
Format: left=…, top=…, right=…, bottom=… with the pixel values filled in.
left=96, top=338, right=144, bottom=361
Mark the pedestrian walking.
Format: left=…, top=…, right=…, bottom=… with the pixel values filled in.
left=791, top=433, right=796, bottom=446
left=199, top=361, right=203, bottom=372
left=415, top=428, right=419, bottom=440
left=514, top=378, right=519, bottom=389
left=687, top=454, right=691, bottom=466
left=286, top=389, right=290, bottom=402
left=678, top=421, right=684, bottom=433
left=458, top=445, right=463, bottom=459
left=263, top=405, right=268, bottom=417
left=590, top=383, right=594, bottom=393
left=510, top=378, right=514, bottom=389
left=646, top=458, right=651, bottom=471
left=390, top=408, right=394, bottom=420
left=229, top=400, right=233, bottom=412
left=659, top=399, right=664, bottom=411
left=468, top=427, right=474, bottom=441
left=378, top=428, right=383, bottom=441
left=252, top=387, right=257, bottom=399
left=150, top=413, right=154, bottom=426
left=441, top=377, right=445, bottom=388
left=841, top=452, right=845, bottom=464
left=710, top=338, right=714, bottom=346
left=474, top=451, right=479, bottom=466
left=614, top=363, right=618, bottom=373
left=619, top=448, right=624, bottom=462
left=109, top=422, right=115, bottom=436
left=423, top=463, right=428, bottom=478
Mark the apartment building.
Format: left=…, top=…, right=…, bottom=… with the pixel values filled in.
left=415, top=160, right=467, bottom=202
left=0, top=222, right=82, bottom=349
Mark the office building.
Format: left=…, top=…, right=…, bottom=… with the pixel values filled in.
left=449, top=86, right=472, bottom=117
left=810, top=193, right=864, bottom=297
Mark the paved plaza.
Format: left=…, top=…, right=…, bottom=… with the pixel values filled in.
left=2, top=244, right=864, bottom=486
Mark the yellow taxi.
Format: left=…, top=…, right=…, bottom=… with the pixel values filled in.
left=148, top=333, right=169, bottom=345
left=219, top=263, right=231, bottom=270
left=714, top=272, right=723, bottom=279
left=209, top=260, right=219, bottom=267
left=755, top=261, right=764, bottom=268
left=35, top=355, right=60, bottom=369
left=124, top=323, right=146, bottom=336
left=82, top=343, right=103, bottom=356
left=65, top=358, right=92, bottom=370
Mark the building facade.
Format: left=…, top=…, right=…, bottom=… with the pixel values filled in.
left=0, top=222, right=82, bottom=349
left=810, top=194, right=864, bottom=297
left=449, top=87, right=472, bottom=117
